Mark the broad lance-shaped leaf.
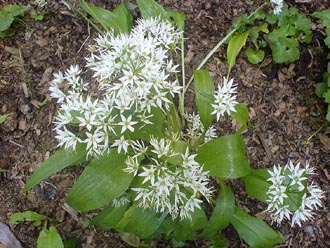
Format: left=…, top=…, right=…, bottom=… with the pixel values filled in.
left=90, top=202, right=129, bottom=230
left=242, top=168, right=270, bottom=203
left=159, top=207, right=207, bottom=242
left=227, top=30, right=250, bottom=73
left=137, top=0, right=169, bottom=20
left=79, top=1, right=132, bottom=34
left=37, top=227, right=64, bottom=248
left=116, top=204, right=166, bottom=239
left=231, top=208, right=284, bottom=248
left=66, top=150, right=134, bottom=212
left=23, top=143, right=87, bottom=192
left=230, top=103, right=249, bottom=132
left=196, top=134, right=250, bottom=178
left=202, top=181, right=235, bottom=238
left=194, top=69, right=215, bottom=130
left=137, top=0, right=185, bottom=31
left=167, top=10, right=186, bottom=31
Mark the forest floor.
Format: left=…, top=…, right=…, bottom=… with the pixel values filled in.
left=1, top=0, right=330, bottom=247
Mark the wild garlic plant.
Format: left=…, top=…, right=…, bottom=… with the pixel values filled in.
left=25, top=0, right=324, bottom=247
left=266, top=161, right=324, bottom=227
left=49, top=17, right=236, bottom=220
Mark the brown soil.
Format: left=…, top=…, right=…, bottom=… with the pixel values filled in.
left=1, top=0, right=330, bottom=247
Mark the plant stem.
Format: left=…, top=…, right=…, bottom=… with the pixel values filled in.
left=180, top=2, right=268, bottom=114
left=178, top=32, right=186, bottom=118
left=305, top=122, right=328, bottom=144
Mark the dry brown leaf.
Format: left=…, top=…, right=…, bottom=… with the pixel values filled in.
left=30, top=99, right=42, bottom=108
left=40, top=67, right=53, bottom=86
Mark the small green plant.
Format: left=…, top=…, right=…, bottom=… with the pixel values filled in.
left=0, top=114, right=9, bottom=124
left=23, top=0, right=324, bottom=247
left=313, top=10, right=330, bottom=121
left=9, top=211, right=68, bottom=248
left=231, top=4, right=312, bottom=64
left=0, top=5, right=29, bottom=38
left=30, top=10, right=46, bottom=21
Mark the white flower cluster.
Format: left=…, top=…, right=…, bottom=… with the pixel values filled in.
left=270, top=0, right=284, bottom=15
left=185, top=113, right=217, bottom=142
left=49, top=18, right=182, bottom=158
left=86, top=17, right=182, bottom=114
left=266, top=160, right=324, bottom=227
left=211, top=77, right=238, bottom=121
left=129, top=137, right=212, bottom=220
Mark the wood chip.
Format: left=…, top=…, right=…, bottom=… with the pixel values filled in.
left=36, top=38, right=48, bottom=47
left=4, top=46, right=19, bottom=55
left=319, top=134, right=330, bottom=151
left=21, top=82, right=29, bottom=98
left=184, top=50, right=194, bottom=64
left=18, top=119, right=26, bottom=130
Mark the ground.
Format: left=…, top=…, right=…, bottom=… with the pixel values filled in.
left=1, top=0, right=330, bottom=247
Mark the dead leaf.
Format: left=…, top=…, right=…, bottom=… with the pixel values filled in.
left=30, top=99, right=42, bottom=108
left=40, top=67, right=53, bottom=86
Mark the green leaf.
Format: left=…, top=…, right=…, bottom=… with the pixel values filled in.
left=90, top=202, right=129, bottom=230
left=79, top=1, right=132, bottom=34
left=9, top=211, right=43, bottom=226
left=171, top=207, right=207, bottom=242
left=325, top=36, right=330, bottom=49
left=311, top=10, right=330, bottom=27
left=63, top=238, right=78, bottom=248
left=207, top=233, right=228, bottom=248
left=130, top=107, right=166, bottom=140
left=227, top=31, right=250, bottom=72
left=167, top=10, right=186, bottom=31
left=202, top=181, right=235, bottom=238
left=0, top=114, right=9, bottom=124
left=2, top=5, right=29, bottom=17
left=230, top=103, right=249, bottom=132
left=0, top=13, right=14, bottom=32
left=137, top=0, right=169, bottom=20
left=0, top=28, right=15, bottom=38
left=245, top=48, right=265, bottom=64
left=37, top=227, right=64, bottom=248
left=194, top=70, right=215, bottom=129
left=0, top=168, right=7, bottom=173
left=196, top=134, right=250, bottom=178
left=66, top=150, right=134, bottom=212
left=324, top=90, right=330, bottom=103
left=166, top=101, right=182, bottom=136
left=242, top=168, right=270, bottom=203
left=167, top=140, right=188, bottom=165
left=231, top=208, right=284, bottom=248
left=315, top=81, right=329, bottom=98
left=116, top=204, right=166, bottom=239
left=23, top=143, right=87, bottom=192
left=271, top=36, right=300, bottom=63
